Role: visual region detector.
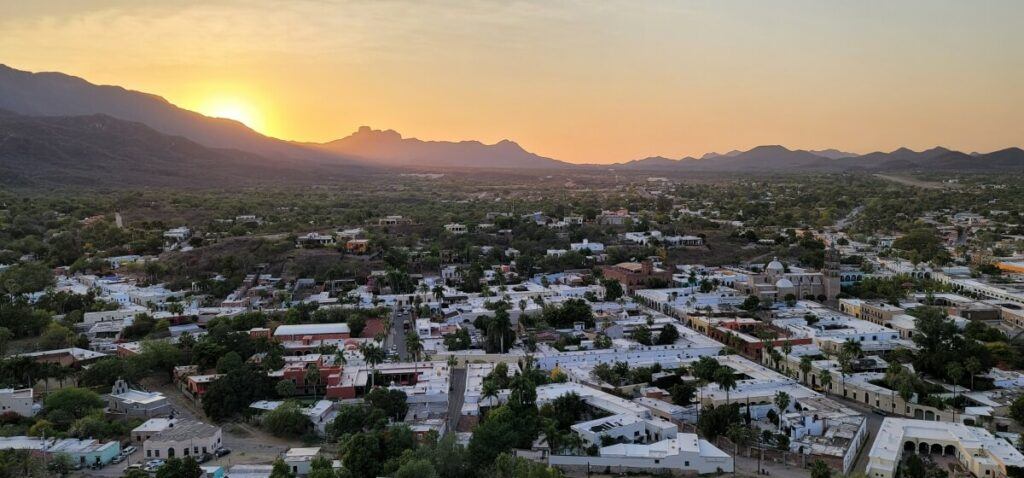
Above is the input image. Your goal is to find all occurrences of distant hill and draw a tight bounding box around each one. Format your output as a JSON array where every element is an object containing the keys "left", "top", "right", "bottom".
[
  {"left": 0, "top": 64, "right": 345, "bottom": 163},
  {"left": 608, "top": 145, "right": 1024, "bottom": 173},
  {"left": 808, "top": 149, "right": 858, "bottom": 159},
  {"left": 318, "top": 126, "right": 570, "bottom": 169},
  {"left": 0, "top": 110, "right": 354, "bottom": 187},
  {"left": 1, "top": 64, "right": 1022, "bottom": 180}
]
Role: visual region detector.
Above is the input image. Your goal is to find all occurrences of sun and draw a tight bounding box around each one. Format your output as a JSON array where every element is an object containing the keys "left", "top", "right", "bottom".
[{"left": 196, "top": 97, "right": 265, "bottom": 132}]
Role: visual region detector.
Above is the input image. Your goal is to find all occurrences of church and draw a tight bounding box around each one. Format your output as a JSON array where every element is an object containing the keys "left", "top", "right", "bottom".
[{"left": 737, "top": 246, "right": 842, "bottom": 303}]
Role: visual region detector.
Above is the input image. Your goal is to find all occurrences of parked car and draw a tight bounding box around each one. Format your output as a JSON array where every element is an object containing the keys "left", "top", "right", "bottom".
[
  {"left": 123, "top": 445, "right": 138, "bottom": 455},
  {"left": 214, "top": 448, "right": 231, "bottom": 458},
  {"left": 126, "top": 464, "right": 142, "bottom": 471},
  {"left": 111, "top": 455, "right": 125, "bottom": 464}
]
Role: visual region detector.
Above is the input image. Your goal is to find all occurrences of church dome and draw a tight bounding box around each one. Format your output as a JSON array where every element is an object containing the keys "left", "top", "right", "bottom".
[
  {"left": 766, "top": 258, "right": 785, "bottom": 273},
  {"left": 775, "top": 278, "right": 794, "bottom": 289}
]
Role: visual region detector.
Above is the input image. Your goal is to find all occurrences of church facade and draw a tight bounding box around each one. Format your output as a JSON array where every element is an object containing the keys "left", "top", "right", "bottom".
[{"left": 737, "top": 247, "right": 842, "bottom": 302}]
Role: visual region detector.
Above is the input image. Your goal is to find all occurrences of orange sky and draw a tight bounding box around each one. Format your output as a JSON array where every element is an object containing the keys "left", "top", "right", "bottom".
[{"left": 1, "top": 1, "right": 1023, "bottom": 163}]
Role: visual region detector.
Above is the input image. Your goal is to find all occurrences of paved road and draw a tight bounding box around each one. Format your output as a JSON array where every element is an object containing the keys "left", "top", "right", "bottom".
[
  {"left": 387, "top": 309, "right": 412, "bottom": 361},
  {"left": 447, "top": 367, "right": 468, "bottom": 433}
]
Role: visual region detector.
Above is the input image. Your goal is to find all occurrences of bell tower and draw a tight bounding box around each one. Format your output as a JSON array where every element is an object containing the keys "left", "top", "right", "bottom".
[{"left": 823, "top": 244, "right": 841, "bottom": 300}]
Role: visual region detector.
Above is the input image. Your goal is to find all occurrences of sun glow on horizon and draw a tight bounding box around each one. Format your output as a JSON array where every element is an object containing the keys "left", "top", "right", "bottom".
[{"left": 195, "top": 96, "right": 266, "bottom": 133}]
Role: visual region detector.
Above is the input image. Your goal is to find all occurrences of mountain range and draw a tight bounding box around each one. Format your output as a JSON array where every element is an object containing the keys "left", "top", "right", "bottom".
[{"left": 0, "top": 64, "right": 1022, "bottom": 187}]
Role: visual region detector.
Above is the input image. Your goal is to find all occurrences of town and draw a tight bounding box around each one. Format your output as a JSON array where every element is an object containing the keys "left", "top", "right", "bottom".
[{"left": 0, "top": 172, "right": 1022, "bottom": 478}]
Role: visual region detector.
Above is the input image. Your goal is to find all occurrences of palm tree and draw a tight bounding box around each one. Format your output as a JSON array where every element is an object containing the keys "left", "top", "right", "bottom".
[
  {"left": 965, "top": 357, "right": 982, "bottom": 390},
  {"left": 760, "top": 337, "right": 774, "bottom": 368},
  {"left": 947, "top": 362, "right": 964, "bottom": 400},
  {"left": 774, "top": 391, "right": 791, "bottom": 432},
  {"left": 840, "top": 339, "right": 862, "bottom": 359},
  {"left": 818, "top": 369, "right": 833, "bottom": 393},
  {"left": 488, "top": 308, "right": 512, "bottom": 353},
  {"left": 432, "top": 285, "right": 444, "bottom": 301},
  {"left": 799, "top": 356, "right": 813, "bottom": 384},
  {"left": 406, "top": 332, "right": 424, "bottom": 362},
  {"left": 727, "top": 424, "right": 753, "bottom": 478},
  {"left": 305, "top": 364, "right": 321, "bottom": 399},
  {"left": 715, "top": 368, "right": 737, "bottom": 404},
  {"left": 481, "top": 380, "right": 500, "bottom": 410},
  {"left": 406, "top": 331, "right": 424, "bottom": 378},
  {"left": 359, "top": 342, "right": 385, "bottom": 389}
]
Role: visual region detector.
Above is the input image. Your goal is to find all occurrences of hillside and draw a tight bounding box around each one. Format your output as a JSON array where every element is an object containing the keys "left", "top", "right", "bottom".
[
  {"left": 318, "top": 126, "right": 570, "bottom": 169},
  {"left": 0, "top": 64, "right": 346, "bottom": 163},
  {"left": 0, "top": 110, "right": 356, "bottom": 187}
]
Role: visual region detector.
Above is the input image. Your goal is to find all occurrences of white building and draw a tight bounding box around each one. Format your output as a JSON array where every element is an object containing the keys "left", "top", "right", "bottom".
[
  {"left": 0, "top": 388, "right": 35, "bottom": 417},
  {"left": 623, "top": 231, "right": 663, "bottom": 245},
  {"left": 866, "top": 418, "right": 1024, "bottom": 478},
  {"left": 549, "top": 434, "right": 732, "bottom": 475},
  {"left": 163, "top": 227, "right": 192, "bottom": 242},
  {"left": 283, "top": 447, "right": 322, "bottom": 476},
  {"left": 444, "top": 223, "right": 468, "bottom": 234},
  {"left": 570, "top": 239, "right": 605, "bottom": 253},
  {"left": 142, "top": 420, "right": 223, "bottom": 460},
  {"left": 107, "top": 379, "right": 172, "bottom": 418}
]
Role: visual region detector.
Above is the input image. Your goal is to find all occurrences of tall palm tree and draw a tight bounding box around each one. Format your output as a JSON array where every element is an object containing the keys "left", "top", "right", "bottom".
[
  {"left": 799, "top": 356, "right": 813, "bottom": 384},
  {"left": 965, "top": 357, "right": 982, "bottom": 391},
  {"left": 726, "top": 424, "right": 753, "bottom": 478},
  {"left": 773, "top": 391, "right": 791, "bottom": 432},
  {"left": 947, "top": 363, "right": 964, "bottom": 401},
  {"left": 305, "top": 364, "right": 321, "bottom": 399},
  {"left": 488, "top": 308, "right": 512, "bottom": 353},
  {"left": 715, "top": 368, "right": 737, "bottom": 405},
  {"left": 432, "top": 285, "right": 444, "bottom": 301},
  {"left": 481, "top": 380, "right": 500, "bottom": 410},
  {"left": 840, "top": 339, "right": 862, "bottom": 359},
  {"left": 406, "top": 331, "right": 424, "bottom": 378},
  {"left": 406, "top": 332, "right": 424, "bottom": 362},
  {"left": 818, "top": 370, "right": 833, "bottom": 393},
  {"left": 359, "top": 342, "right": 385, "bottom": 389}
]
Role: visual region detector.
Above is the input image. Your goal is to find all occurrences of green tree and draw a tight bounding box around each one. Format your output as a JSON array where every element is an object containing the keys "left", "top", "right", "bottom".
[
  {"left": 44, "top": 388, "right": 104, "bottom": 424},
  {"left": 656, "top": 324, "right": 679, "bottom": 345},
  {"left": 275, "top": 379, "right": 297, "bottom": 397},
  {"left": 395, "top": 458, "right": 438, "bottom": 478},
  {"left": 670, "top": 382, "right": 696, "bottom": 406},
  {"left": 810, "top": 460, "right": 832, "bottom": 478},
  {"left": 632, "top": 325, "right": 653, "bottom": 346},
  {"left": 818, "top": 369, "right": 833, "bottom": 392},
  {"left": 269, "top": 458, "right": 296, "bottom": 478},
  {"left": 263, "top": 401, "right": 310, "bottom": 438},
  {"left": 156, "top": 457, "right": 203, "bottom": 478}
]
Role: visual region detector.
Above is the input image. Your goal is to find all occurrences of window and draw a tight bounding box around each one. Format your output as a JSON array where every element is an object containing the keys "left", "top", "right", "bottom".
[{"left": 685, "top": 461, "right": 690, "bottom": 467}]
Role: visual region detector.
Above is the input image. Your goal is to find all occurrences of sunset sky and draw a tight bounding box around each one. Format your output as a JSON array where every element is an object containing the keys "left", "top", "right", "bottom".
[{"left": 1, "top": 0, "right": 1022, "bottom": 163}]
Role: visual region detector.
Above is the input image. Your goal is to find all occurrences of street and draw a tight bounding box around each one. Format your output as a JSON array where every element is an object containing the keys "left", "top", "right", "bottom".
[
  {"left": 447, "top": 367, "right": 468, "bottom": 432},
  {"left": 387, "top": 308, "right": 412, "bottom": 361}
]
